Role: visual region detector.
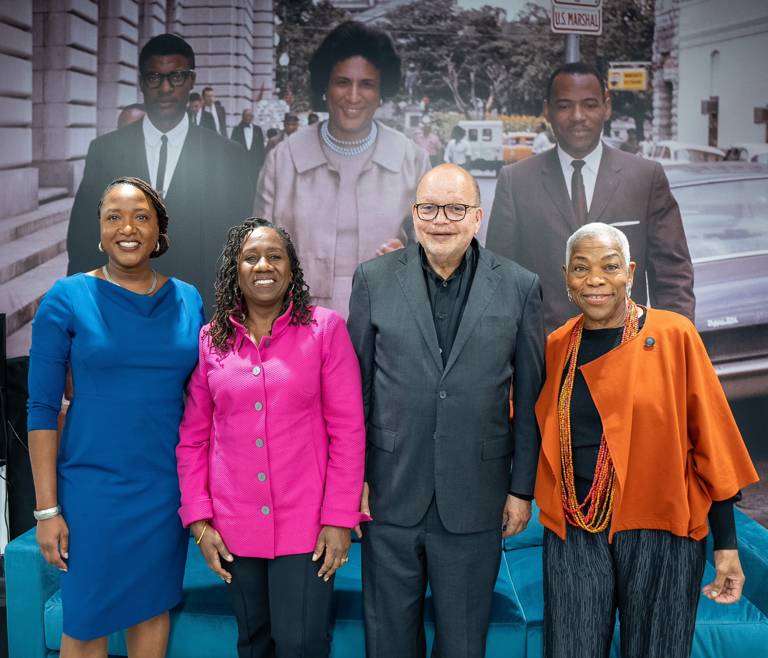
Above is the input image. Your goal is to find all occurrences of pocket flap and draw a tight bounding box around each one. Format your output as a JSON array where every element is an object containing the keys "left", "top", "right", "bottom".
[
  {"left": 368, "top": 425, "right": 396, "bottom": 453},
  {"left": 481, "top": 435, "right": 514, "bottom": 460}
]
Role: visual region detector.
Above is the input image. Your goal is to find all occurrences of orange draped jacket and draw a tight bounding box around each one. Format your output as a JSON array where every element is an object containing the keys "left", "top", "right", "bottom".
[{"left": 534, "top": 308, "right": 759, "bottom": 542}]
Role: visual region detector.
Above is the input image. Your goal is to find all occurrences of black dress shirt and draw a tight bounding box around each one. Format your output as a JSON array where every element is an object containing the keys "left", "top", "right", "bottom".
[{"left": 420, "top": 242, "right": 478, "bottom": 367}]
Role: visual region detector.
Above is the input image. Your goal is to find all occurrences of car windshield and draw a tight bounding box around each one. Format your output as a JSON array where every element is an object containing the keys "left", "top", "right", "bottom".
[{"left": 673, "top": 178, "right": 768, "bottom": 261}]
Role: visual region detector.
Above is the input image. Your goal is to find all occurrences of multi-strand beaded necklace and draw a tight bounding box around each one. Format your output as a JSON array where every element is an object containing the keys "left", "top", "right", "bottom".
[
  {"left": 557, "top": 300, "right": 640, "bottom": 532},
  {"left": 320, "top": 120, "right": 378, "bottom": 157}
]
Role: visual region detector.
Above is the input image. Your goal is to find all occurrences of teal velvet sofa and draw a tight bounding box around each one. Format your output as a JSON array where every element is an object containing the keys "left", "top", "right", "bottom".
[{"left": 6, "top": 506, "right": 768, "bottom": 657}]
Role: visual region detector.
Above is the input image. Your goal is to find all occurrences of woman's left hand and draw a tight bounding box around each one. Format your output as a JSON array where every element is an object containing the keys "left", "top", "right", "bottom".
[
  {"left": 702, "top": 549, "right": 745, "bottom": 604},
  {"left": 312, "top": 525, "right": 351, "bottom": 582}
]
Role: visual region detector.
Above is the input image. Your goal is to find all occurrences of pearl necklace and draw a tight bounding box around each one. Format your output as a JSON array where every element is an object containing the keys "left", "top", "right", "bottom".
[
  {"left": 102, "top": 265, "right": 158, "bottom": 295},
  {"left": 320, "top": 120, "right": 378, "bottom": 157}
]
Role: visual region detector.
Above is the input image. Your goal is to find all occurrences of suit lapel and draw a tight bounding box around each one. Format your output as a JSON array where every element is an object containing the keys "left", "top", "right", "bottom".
[
  {"left": 165, "top": 125, "right": 200, "bottom": 205},
  {"left": 125, "top": 121, "right": 150, "bottom": 182},
  {"left": 396, "top": 247, "right": 443, "bottom": 372},
  {"left": 441, "top": 248, "right": 501, "bottom": 380},
  {"left": 541, "top": 148, "right": 579, "bottom": 231},
  {"left": 589, "top": 146, "right": 623, "bottom": 221}
]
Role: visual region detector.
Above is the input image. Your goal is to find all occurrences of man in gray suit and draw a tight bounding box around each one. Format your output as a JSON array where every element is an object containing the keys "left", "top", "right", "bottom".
[
  {"left": 486, "top": 62, "right": 694, "bottom": 333},
  {"left": 348, "top": 164, "right": 545, "bottom": 658}
]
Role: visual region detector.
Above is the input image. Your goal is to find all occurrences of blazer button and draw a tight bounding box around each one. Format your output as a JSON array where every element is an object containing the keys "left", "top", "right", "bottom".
[
  {"left": 257, "top": 472, "right": 267, "bottom": 481},
  {"left": 254, "top": 401, "right": 263, "bottom": 411},
  {"left": 261, "top": 506, "right": 270, "bottom": 515},
  {"left": 252, "top": 365, "right": 262, "bottom": 376},
  {"left": 438, "top": 390, "right": 447, "bottom": 399},
  {"left": 255, "top": 438, "right": 265, "bottom": 448}
]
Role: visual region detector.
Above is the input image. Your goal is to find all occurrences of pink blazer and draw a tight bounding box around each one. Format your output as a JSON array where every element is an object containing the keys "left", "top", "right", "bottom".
[{"left": 176, "top": 305, "right": 368, "bottom": 558}]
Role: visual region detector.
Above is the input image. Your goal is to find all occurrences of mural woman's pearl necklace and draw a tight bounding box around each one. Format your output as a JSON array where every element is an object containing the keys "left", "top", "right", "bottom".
[{"left": 321, "top": 120, "right": 378, "bottom": 157}]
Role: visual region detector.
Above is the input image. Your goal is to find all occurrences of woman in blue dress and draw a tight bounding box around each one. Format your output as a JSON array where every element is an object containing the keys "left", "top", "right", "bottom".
[{"left": 27, "top": 176, "right": 203, "bottom": 657}]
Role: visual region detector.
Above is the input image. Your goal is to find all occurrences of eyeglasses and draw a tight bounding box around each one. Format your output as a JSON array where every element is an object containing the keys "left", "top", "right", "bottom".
[
  {"left": 414, "top": 203, "right": 477, "bottom": 222},
  {"left": 140, "top": 70, "right": 194, "bottom": 89}
]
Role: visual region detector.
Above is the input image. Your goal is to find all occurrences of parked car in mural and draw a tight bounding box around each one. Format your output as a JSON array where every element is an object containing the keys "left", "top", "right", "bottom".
[
  {"left": 666, "top": 162, "right": 768, "bottom": 399},
  {"left": 650, "top": 140, "right": 725, "bottom": 164},
  {"left": 458, "top": 120, "right": 504, "bottom": 172},
  {"left": 723, "top": 142, "right": 768, "bottom": 163},
  {"left": 502, "top": 131, "right": 536, "bottom": 164}
]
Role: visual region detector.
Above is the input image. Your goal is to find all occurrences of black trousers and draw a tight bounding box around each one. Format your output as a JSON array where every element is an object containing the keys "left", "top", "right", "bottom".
[
  {"left": 226, "top": 552, "right": 334, "bottom": 658},
  {"left": 362, "top": 497, "right": 502, "bottom": 658},
  {"left": 543, "top": 526, "right": 706, "bottom": 658}
]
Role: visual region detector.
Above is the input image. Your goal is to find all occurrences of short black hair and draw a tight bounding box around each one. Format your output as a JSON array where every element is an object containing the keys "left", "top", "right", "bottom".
[
  {"left": 97, "top": 177, "right": 171, "bottom": 258},
  {"left": 309, "top": 21, "right": 401, "bottom": 109},
  {"left": 202, "top": 86, "right": 213, "bottom": 95},
  {"left": 546, "top": 62, "right": 605, "bottom": 101},
  {"left": 139, "top": 33, "right": 195, "bottom": 74},
  {"left": 188, "top": 92, "right": 201, "bottom": 103}
]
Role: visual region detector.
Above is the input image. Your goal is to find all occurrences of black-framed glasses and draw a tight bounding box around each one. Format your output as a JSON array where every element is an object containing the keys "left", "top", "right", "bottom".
[
  {"left": 140, "top": 70, "right": 194, "bottom": 89},
  {"left": 414, "top": 203, "right": 477, "bottom": 222}
]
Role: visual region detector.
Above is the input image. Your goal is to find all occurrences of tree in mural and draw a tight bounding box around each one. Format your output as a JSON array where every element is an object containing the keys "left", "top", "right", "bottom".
[{"left": 274, "top": 0, "right": 348, "bottom": 111}]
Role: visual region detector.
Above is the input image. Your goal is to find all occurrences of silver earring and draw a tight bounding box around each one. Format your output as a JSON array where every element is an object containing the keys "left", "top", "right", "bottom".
[
  {"left": 98, "top": 241, "right": 104, "bottom": 252},
  {"left": 566, "top": 288, "right": 573, "bottom": 302},
  {"left": 322, "top": 93, "right": 327, "bottom": 102},
  {"left": 154, "top": 240, "right": 161, "bottom": 253}
]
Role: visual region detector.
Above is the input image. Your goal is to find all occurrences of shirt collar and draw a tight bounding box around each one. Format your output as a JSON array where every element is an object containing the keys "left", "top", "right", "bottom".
[
  {"left": 419, "top": 239, "right": 477, "bottom": 282},
  {"left": 229, "top": 301, "right": 296, "bottom": 351},
  {"left": 142, "top": 113, "right": 190, "bottom": 148},
  {"left": 557, "top": 139, "right": 603, "bottom": 177}
]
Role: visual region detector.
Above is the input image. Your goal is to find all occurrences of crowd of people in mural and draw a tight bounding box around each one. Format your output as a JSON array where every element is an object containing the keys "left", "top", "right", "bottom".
[{"left": 24, "top": 21, "right": 758, "bottom": 658}]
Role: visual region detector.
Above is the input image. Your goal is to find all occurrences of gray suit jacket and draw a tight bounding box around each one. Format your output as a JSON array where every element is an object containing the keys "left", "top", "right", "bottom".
[
  {"left": 486, "top": 146, "right": 695, "bottom": 333},
  {"left": 347, "top": 242, "right": 545, "bottom": 534}
]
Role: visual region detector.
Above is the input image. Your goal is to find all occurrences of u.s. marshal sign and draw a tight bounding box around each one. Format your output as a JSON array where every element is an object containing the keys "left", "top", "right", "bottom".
[{"left": 551, "top": 0, "right": 603, "bottom": 36}]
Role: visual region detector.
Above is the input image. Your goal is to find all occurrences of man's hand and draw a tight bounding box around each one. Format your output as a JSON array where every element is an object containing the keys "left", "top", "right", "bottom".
[
  {"left": 354, "top": 481, "right": 370, "bottom": 539},
  {"left": 313, "top": 526, "right": 352, "bottom": 581},
  {"left": 703, "top": 549, "right": 745, "bottom": 604},
  {"left": 375, "top": 239, "right": 404, "bottom": 256},
  {"left": 502, "top": 495, "right": 531, "bottom": 538}
]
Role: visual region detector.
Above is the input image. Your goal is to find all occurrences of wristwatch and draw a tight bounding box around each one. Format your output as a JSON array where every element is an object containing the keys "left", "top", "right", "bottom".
[{"left": 33, "top": 505, "right": 61, "bottom": 521}]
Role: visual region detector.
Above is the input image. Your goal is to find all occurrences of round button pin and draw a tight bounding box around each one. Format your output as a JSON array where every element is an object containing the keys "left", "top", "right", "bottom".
[
  {"left": 254, "top": 402, "right": 263, "bottom": 411},
  {"left": 252, "top": 366, "right": 261, "bottom": 376}
]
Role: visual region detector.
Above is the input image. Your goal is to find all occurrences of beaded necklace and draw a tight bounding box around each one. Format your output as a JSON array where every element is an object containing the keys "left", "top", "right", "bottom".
[
  {"left": 557, "top": 300, "right": 639, "bottom": 532},
  {"left": 320, "top": 120, "right": 378, "bottom": 157}
]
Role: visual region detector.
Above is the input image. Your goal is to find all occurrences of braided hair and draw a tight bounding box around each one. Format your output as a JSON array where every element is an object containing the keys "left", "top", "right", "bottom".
[{"left": 208, "top": 218, "right": 312, "bottom": 354}]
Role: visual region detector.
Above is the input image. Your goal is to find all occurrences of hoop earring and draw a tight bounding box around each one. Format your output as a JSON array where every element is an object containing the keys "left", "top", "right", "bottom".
[
  {"left": 98, "top": 242, "right": 104, "bottom": 252},
  {"left": 154, "top": 241, "right": 161, "bottom": 253},
  {"left": 566, "top": 288, "right": 573, "bottom": 302}
]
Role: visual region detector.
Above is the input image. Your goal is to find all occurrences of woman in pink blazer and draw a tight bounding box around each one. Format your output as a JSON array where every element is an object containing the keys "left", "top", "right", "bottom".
[{"left": 176, "top": 218, "right": 368, "bottom": 658}]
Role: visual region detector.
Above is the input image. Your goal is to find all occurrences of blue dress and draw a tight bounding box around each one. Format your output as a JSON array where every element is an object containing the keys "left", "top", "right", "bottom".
[{"left": 27, "top": 274, "right": 203, "bottom": 640}]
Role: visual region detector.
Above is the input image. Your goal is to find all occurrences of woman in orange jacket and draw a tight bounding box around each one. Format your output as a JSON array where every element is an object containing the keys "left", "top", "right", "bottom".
[{"left": 534, "top": 222, "right": 758, "bottom": 658}]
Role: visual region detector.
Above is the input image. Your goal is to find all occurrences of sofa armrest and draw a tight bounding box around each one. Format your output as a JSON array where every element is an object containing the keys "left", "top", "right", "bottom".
[
  {"left": 733, "top": 508, "right": 768, "bottom": 615},
  {"left": 4, "top": 527, "right": 60, "bottom": 658}
]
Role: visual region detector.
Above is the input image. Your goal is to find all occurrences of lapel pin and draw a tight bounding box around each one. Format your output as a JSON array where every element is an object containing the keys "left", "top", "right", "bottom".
[{"left": 644, "top": 336, "right": 655, "bottom": 350}]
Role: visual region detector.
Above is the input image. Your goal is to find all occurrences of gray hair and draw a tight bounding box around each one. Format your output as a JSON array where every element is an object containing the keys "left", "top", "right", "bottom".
[{"left": 565, "top": 222, "right": 631, "bottom": 268}]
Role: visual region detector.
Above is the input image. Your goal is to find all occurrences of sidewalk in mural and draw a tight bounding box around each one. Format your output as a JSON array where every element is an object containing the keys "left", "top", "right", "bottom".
[{"left": 739, "top": 459, "right": 768, "bottom": 528}]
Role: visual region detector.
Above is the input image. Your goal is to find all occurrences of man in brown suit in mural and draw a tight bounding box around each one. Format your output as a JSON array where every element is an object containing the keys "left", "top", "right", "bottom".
[{"left": 486, "top": 62, "right": 694, "bottom": 332}]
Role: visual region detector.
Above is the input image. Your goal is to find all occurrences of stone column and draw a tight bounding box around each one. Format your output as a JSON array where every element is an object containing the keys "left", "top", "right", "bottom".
[
  {"left": 253, "top": 0, "right": 274, "bottom": 101},
  {"left": 0, "top": 1, "right": 38, "bottom": 218},
  {"left": 97, "top": 0, "right": 140, "bottom": 136},
  {"left": 138, "top": 0, "right": 166, "bottom": 49},
  {"left": 173, "top": 0, "right": 258, "bottom": 134},
  {"left": 32, "top": 0, "right": 99, "bottom": 194}
]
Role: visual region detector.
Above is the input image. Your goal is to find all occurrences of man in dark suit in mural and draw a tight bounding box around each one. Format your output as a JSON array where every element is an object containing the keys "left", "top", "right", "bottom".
[
  {"left": 486, "top": 62, "right": 694, "bottom": 333},
  {"left": 66, "top": 34, "right": 251, "bottom": 316},
  {"left": 230, "top": 108, "right": 266, "bottom": 183},
  {"left": 202, "top": 86, "right": 228, "bottom": 137}
]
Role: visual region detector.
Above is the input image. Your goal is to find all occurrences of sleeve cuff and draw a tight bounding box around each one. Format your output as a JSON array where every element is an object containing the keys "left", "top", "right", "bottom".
[
  {"left": 320, "top": 507, "right": 371, "bottom": 528},
  {"left": 508, "top": 490, "right": 534, "bottom": 502},
  {"left": 178, "top": 499, "right": 214, "bottom": 528}
]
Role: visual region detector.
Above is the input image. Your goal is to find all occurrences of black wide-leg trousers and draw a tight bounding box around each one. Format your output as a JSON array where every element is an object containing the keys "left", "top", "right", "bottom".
[
  {"left": 544, "top": 526, "right": 706, "bottom": 658},
  {"left": 226, "top": 552, "right": 334, "bottom": 658},
  {"left": 362, "top": 497, "right": 502, "bottom": 658}
]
